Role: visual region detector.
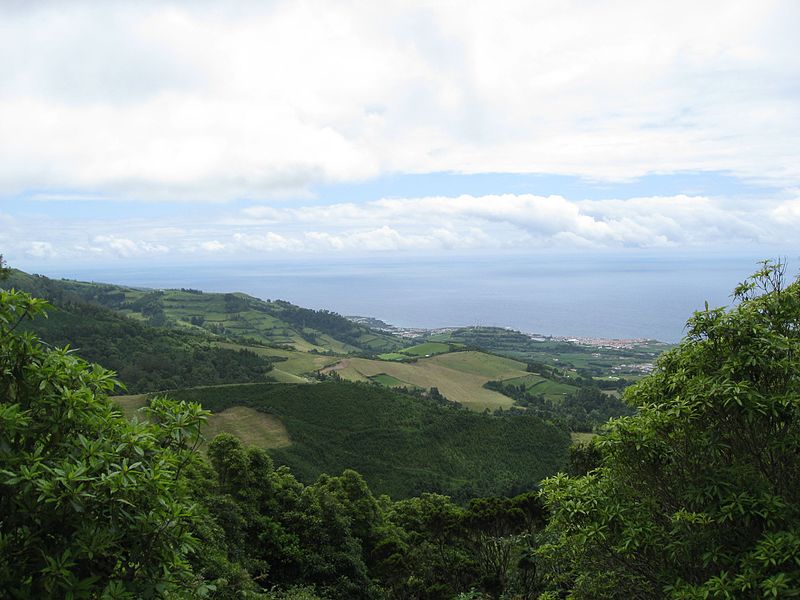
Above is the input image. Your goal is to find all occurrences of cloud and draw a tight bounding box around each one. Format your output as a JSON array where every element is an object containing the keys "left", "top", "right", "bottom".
[
  {"left": 200, "top": 240, "right": 226, "bottom": 252},
  {"left": 0, "top": 1, "right": 798, "bottom": 200},
  {"left": 5, "top": 192, "right": 795, "bottom": 266},
  {"left": 26, "top": 241, "right": 57, "bottom": 259},
  {"left": 91, "top": 234, "right": 169, "bottom": 257},
  {"left": 231, "top": 232, "right": 303, "bottom": 252}
]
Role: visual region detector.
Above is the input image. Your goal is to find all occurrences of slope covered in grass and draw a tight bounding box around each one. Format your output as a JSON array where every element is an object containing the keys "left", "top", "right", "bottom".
[{"left": 327, "top": 351, "right": 531, "bottom": 410}]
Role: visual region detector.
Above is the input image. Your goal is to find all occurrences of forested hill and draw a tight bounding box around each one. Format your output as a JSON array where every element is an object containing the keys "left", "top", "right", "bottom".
[
  {"left": 4, "top": 269, "right": 404, "bottom": 354},
  {"left": 167, "top": 381, "right": 571, "bottom": 500},
  {"left": 6, "top": 288, "right": 276, "bottom": 393}
]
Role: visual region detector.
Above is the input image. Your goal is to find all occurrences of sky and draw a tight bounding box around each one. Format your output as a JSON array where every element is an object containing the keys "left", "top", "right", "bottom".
[{"left": 1, "top": 0, "right": 799, "bottom": 267}]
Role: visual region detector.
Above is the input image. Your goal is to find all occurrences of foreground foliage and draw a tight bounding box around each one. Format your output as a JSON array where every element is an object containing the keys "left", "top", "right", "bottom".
[
  {"left": 537, "top": 261, "right": 800, "bottom": 598},
  {"left": 0, "top": 288, "right": 210, "bottom": 598}
]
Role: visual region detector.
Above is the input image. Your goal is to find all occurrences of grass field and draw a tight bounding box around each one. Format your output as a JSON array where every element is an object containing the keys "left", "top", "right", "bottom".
[
  {"left": 112, "top": 394, "right": 148, "bottom": 419},
  {"left": 333, "top": 351, "right": 530, "bottom": 410},
  {"left": 369, "top": 373, "right": 417, "bottom": 388},
  {"left": 570, "top": 431, "right": 597, "bottom": 445},
  {"left": 376, "top": 352, "right": 408, "bottom": 361},
  {"left": 202, "top": 406, "right": 291, "bottom": 449},
  {"left": 427, "top": 351, "right": 528, "bottom": 378},
  {"left": 399, "top": 342, "right": 454, "bottom": 357},
  {"left": 502, "top": 373, "right": 579, "bottom": 401},
  {"left": 217, "top": 343, "right": 339, "bottom": 379},
  {"left": 112, "top": 393, "right": 291, "bottom": 450}
]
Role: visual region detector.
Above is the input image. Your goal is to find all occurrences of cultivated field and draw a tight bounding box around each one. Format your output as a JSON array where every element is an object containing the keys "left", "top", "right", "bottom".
[
  {"left": 399, "top": 341, "right": 455, "bottom": 357},
  {"left": 113, "top": 393, "right": 291, "bottom": 450},
  {"left": 216, "top": 343, "right": 339, "bottom": 381},
  {"left": 501, "top": 373, "right": 579, "bottom": 402},
  {"left": 202, "top": 406, "right": 291, "bottom": 449},
  {"left": 328, "top": 351, "right": 529, "bottom": 410}
]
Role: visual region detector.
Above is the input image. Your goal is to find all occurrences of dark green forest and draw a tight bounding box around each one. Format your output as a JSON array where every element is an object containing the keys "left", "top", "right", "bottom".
[
  {"left": 13, "top": 295, "right": 276, "bottom": 393},
  {"left": 167, "top": 382, "right": 570, "bottom": 500},
  {"left": 484, "top": 380, "right": 634, "bottom": 432},
  {"left": 2, "top": 257, "right": 799, "bottom": 599}
]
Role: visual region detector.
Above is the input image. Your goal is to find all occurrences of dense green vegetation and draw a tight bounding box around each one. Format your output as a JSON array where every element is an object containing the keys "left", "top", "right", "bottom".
[
  {"left": 536, "top": 261, "right": 800, "bottom": 598},
  {"left": 4, "top": 272, "right": 275, "bottom": 393},
  {"left": 167, "top": 381, "right": 570, "bottom": 500},
  {"left": 428, "top": 326, "right": 669, "bottom": 381},
  {"left": 0, "top": 285, "right": 211, "bottom": 597},
  {"left": 4, "top": 269, "right": 403, "bottom": 354},
  {"left": 486, "top": 380, "right": 634, "bottom": 432},
  {"left": 399, "top": 341, "right": 459, "bottom": 357},
  {"left": 4, "top": 255, "right": 799, "bottom": 599},
  {"left": 0, "top": 279, "right": 566, "bottom": 599},
  {"left": 194, "top": 435, "right": 551, "bottom": 599}
]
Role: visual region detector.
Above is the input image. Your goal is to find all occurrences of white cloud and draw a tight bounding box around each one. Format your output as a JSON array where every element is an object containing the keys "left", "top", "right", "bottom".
[
  {"left": 91, "top": 234, "right": 169, "bottom": 257},
  {"left": 231, "top": 232, "right": 303, "bottom": 252},
  {"left": 5, "top": 192, "right": 795, "bottom": 266},
  {"left": 0, "top": 1, "right": 798, "bottom": 200},
  {"left": 771, "top": 198, "right": 800, "bottom": 223},
  {"left": 26, "top": 241, "right": 57, "bottom": 259},
  {"left": 200, "top": 240, "right": 226, "bottom": 252}
]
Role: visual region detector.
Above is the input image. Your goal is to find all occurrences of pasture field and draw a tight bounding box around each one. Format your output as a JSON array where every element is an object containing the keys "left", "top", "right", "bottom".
[
  {"left": 113, "top": 393, "right": 291, "bottom": 450},
  {"left": 376, "top": 352, "right": 410, "bottom": 361},
  {"left": 427, "top": 351, "right": 527, "bottom": 378},
  {"left": 427, "top": 326, "right": 669, "bottom": 380},
  {"left": 335, "top": 351, "right": 529, "bottom": 410},
  {"left": 399, "top": 342, "right": 454, "bottom": 357},
  {"left": 216, "top": 343, "right": 339, "bottom": 379},
  {"left": 268, "top": 368, "right": 309, "bottom": 383},
  {"left": 570, "top": 431, "right": 598, "bottom": 445},
  {"left": 202, "top": 406, "right": 291, "bottom": 449},
  {"left": 112, "top": 394, "right": 148, "bottom": 419},
  {"left": 502, "top": 373, "right": 579, "bottom": 401},
  {"left": 368, "top": 373, "right": 417, "bottom": 388}
]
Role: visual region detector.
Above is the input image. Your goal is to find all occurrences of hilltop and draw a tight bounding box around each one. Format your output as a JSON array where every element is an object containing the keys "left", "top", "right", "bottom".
[{"left": 5, "top": 269, "right": 404, "bottom": 354}]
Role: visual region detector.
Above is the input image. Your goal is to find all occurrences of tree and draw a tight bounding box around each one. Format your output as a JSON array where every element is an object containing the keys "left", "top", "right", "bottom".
[
  {"left": 0, "top": 287, "right": 211, "bottom": 598},
  {"left": 536, "top": 261, "right": 800, "bottom": 599},
  {"left": 0, "top": 254, "right": 9, "bottom": 281}
]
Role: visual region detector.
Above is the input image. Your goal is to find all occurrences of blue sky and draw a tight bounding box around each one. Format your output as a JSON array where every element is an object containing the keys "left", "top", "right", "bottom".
[{"left": 1, "top": 1, "right": 799, "bottom": 269}]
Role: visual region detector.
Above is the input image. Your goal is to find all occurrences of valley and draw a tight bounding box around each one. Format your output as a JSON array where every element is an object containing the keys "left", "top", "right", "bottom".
[{"left": 5, "top": 268, "right": 658, "bottom": 498}]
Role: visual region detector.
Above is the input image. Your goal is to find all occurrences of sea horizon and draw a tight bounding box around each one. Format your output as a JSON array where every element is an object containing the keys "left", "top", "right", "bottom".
[{"left": 18, "top": 251, "right": 786, "bottom": 344}]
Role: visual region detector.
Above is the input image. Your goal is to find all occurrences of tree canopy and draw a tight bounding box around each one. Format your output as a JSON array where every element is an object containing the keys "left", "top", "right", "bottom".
[
  {"left": 536, "top": 261, "right": 800, "bottom": 599},
  {"left": 0, "top": 287, "right": 210, "bottom": 598}
]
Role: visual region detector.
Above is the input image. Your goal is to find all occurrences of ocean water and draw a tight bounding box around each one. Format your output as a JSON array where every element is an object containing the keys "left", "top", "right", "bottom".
[{"left": 40, "top": 253, "right": 778, "bottom": 343}]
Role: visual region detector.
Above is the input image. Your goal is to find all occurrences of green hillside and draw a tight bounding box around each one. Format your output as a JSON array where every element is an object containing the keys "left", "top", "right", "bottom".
[
  {"left": 325, "top": 351, "right": 528, "bottom": 410},
  {"left": 5, "top": 270, "right": 404, "bottom": 354},
  {"left": 10, "top": 298, "right": 276, "bottom": 393},
  {"left": 167, "top": 381, "right": 571, "bottom": 500},
  {"left": 429, "top": 325, "right": 670, "bottom": 380},
  {"left": 502, "top": 372, "right": 579, "bottom": 401},
  {"left": 398, "top": 341, "right": 459, "bottom": 357}
]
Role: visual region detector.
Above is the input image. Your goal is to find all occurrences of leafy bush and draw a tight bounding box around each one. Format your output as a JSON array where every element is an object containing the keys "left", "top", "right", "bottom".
[
  {"left": 537, "top": 261, "right": 800, "bottom": 598},
  {"left": 0, "top": 288, "right": 210, "bottom": 598}
]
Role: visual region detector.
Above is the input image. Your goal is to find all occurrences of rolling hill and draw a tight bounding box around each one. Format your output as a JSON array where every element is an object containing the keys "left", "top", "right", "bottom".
[
  {"left": 321, "top": 350, "right": 577, "bottom": 410},
  {"left": 5, "top": 269, "right": 404, "bottom": 354}
]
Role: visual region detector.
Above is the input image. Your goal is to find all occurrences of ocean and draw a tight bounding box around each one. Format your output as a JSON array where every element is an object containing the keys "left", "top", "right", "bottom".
[{"left": 38, "top": 252, "right": 779, "bottom": 343}]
